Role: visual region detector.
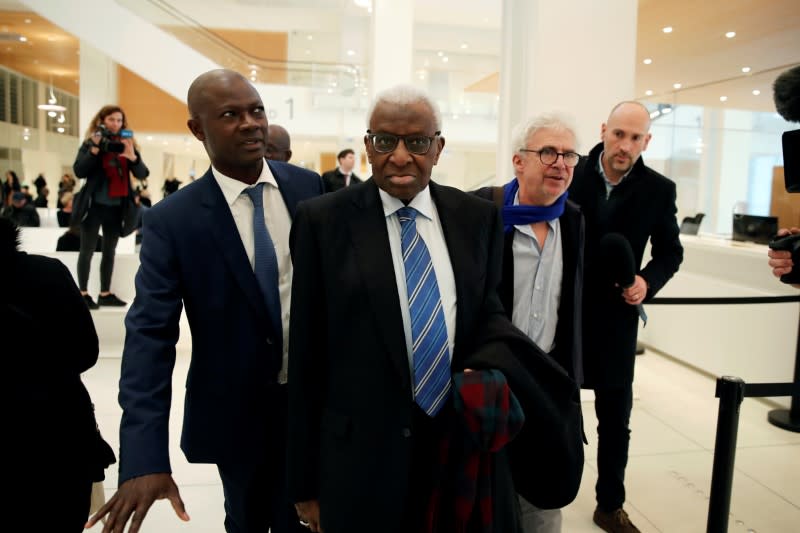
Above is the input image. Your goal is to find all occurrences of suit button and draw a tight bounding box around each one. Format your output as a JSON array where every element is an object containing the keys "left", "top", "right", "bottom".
[{"left": 401, "top": 428, "right": 411, "bottom": 438}]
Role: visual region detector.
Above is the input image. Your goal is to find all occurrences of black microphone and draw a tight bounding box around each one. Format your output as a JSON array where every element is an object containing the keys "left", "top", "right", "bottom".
[{"left": 598, "top": 233, "right": 648, "bottom": 325}]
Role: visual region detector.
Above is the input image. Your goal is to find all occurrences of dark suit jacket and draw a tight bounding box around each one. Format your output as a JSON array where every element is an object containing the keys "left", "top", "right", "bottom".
[
  {"left": 473, "top": 187, "right": 585, "bottom": 384},
  {"left": 287, "top": 179, "right": 575, "bottom": 532},
  {"left": 118, "top": 160, "right": 323, "bottom": 484},
  {"left": 569, "top": 142, "right": 683, "bottom": 387},
  {"left": 321, "top": 168, "right": 362, "bottom": 193}
]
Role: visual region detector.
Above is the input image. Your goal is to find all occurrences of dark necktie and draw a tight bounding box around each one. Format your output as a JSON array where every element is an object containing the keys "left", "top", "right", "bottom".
[
  {"left": 244, "top": 184, "right": 282, "bottom": 346},
  {"left": 397, "top": 206, "right": 451, "bottom": 417}
]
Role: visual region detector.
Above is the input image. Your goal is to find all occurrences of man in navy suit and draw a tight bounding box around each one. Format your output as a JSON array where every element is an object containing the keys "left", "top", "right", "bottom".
[{"left": 87, "top": 69, "right": 323, "bottom": 533}]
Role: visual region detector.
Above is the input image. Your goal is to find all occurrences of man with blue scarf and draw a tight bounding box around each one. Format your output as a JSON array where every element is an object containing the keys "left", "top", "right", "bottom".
[{"left": 474, "top": 112, "right": 585, "bottom": 533}]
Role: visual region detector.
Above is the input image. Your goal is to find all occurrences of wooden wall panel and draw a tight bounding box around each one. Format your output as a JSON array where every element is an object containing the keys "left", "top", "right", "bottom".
[
  {"left": 771, "top": 166, "right": 800, "bottom": 229},
  {"left": 117, "top": 67, "right": 188, "bottom": 134}
]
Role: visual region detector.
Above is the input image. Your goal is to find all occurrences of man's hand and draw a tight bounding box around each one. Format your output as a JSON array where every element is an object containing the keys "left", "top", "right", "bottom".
[
  {"left": 295, "top": 500, "right": 323, "bottom": 532},
  {"left": 84, "top": 473, "right": 188, "bottom": 532},
  {"left": 622, "top": 274, "right": 648, "bottom": 306},
  {"left": 768, "top": 227, "right": 799, "bottom": 280}
]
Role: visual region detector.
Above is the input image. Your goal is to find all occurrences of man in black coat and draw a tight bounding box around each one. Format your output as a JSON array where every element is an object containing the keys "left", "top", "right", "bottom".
[
  {"left": 321, "top": 148, "right": 362, "bottom": 192},
  {"left": 569, "top": 101, "right": 683, "bottom": 533}
]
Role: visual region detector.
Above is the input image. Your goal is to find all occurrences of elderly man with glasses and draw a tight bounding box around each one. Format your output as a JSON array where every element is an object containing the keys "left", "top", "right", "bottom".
[
  {"left": 287, "top": 85, "right": 573, "bottom": 533},
  {"left": 473, "top": 112, "right": 586, "bottom": 533}
]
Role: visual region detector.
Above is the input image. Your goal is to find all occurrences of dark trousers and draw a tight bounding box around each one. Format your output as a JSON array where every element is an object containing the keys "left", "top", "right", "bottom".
[
  {"left": 217, "top": 386, "right": 305, "bottom": 533},
  {"left": 13, "top": 474, "right": 92, "bottom": 532},
  {"left": 78, "top": 204, "right": 122, "bottom": 292},
  {"left": 593, "top": 385, "right": 633, "bottom": 511}
]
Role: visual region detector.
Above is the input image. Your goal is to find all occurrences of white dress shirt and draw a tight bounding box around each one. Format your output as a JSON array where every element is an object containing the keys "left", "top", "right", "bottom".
[{"left": 212, "top": 160, "right": 293, "bottom": 383}]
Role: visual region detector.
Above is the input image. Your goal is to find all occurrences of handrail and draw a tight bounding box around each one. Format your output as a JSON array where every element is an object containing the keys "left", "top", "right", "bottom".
[{"left": 116, "top": 0, "right": 363, "bottom": 87}]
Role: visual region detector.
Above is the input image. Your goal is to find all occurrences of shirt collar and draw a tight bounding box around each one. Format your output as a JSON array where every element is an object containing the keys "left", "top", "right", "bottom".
[
  {"left": 212, "top": 159, "right": 278, "bottom": 206},
  {"left": 597, "top": 150, "right": 633, "bottom": 187},
  {"left": 379, "top": 184, "right": 435, "bottom": 221}
]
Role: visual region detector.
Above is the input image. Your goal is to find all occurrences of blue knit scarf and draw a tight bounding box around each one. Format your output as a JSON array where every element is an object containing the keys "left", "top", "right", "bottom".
[{"left": 501, "top": 178, "right": 567, "bottom": 234}]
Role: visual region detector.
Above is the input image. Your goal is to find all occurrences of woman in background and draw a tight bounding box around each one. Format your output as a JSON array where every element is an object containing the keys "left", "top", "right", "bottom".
[
  {"left": 2, "top": 169, "right": 21, "bottom": 206},
  {"left": 72, "top": 105, "right": 149, "bottom": 309}
]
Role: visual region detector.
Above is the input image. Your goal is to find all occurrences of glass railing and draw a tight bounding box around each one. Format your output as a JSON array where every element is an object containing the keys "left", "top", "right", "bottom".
[{"left": 115, "top": 0, "right": 364, "bottom": 95}]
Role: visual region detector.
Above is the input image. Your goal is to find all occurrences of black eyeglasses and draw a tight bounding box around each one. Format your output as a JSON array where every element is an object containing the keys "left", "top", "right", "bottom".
[
  {"left": 366, "top": 130, "right": 441, "bottom": 155},
  {"left": 519, "top": 147, "right": 580, "bottom": 168}
]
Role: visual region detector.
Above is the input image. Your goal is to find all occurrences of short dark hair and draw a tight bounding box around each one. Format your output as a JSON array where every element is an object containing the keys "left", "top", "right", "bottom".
[{"left": 337, "top": 149, "right": 355, "bottom": 160}]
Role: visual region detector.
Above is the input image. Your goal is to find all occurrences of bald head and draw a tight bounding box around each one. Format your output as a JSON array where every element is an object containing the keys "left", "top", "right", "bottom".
[
  {"left": 607, "top": 101, "right": 652, "bottom": 132},
  {"left": 188, "top": 69, "right": 251, "bottom": 119},
  {"left": 266, "top": 124, "right": 292, "bottom": 162}
]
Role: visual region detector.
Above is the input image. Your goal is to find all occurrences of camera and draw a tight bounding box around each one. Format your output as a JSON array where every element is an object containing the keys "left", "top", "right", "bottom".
[{"left": 95, "top": 124, "right": 134, "bottom": 153}]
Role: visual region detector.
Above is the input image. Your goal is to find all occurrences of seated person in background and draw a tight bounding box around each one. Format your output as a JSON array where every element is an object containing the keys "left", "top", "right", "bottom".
[
  {"left": 34, "top": 186, "right": 49, "bottom": 208},
  {"left": 768, "top": 227, "right": 800, "bottom": 289},
  {"left": 162, "top": 176, "right": 181, "bottom": 197},
  {"left": 57, "top": 192, "right": 74, "bottom": 227},
  {"left": 1, "top": 191, "right": 40, "bottom": 227},
  {"left": 57, "top": 225, "right": 103, "bottom": 252},
  {"left": 21, "top": 185, "right": 34, "bottom": 204}
]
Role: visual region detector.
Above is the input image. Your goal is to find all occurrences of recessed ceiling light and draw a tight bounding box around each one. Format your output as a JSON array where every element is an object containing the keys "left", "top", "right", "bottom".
[
  {"left": 720, "top": 96, "right": 728, "bottom": 102},
  {"left": 307, "top": 35, "right": 313, "bottom": 41},
  {"left": 645, "top": 90, "right": 653, "bottom": 96},
  {"left": 673, "top": 82, "right": 682, "bottom": 89},
  {"left": 752, "top": 89, "right": 761, "bottom": 95},
  {"left": 442, "top": 56, "right": 449, "bottom": 63},
  {"left": 437, "top": 51, "right": 444, "bottom": 57},
  {"left": 250, "top": 76, "right": 256, "bottom": 81},
  {"left": 662, "top": 26, "right": 673, "bottom": 33},
  {"left": 741, "top": 66, "right": 751, "bottom": 73},
  {"left": 19, "top": 36, "right": 27, "bottom": 42},
  {"left": 725, "top": 31, "right": 736, "bottom": 38},
  {"left": 460, "top": 43, "right": 468, "bottom": 49},
  {"left": 146, "top": 135, "right": 153, "bottom": 141},
  {"left": 643, "top": 58, "right": 652, "bottom": 65},
  {"left": 250, "top": 69, "right": 256, "bottom": 75},
  {"left": 24, "top": 18, "right": 31, "bottom": 23},
  {"left": 57, "top": 127, "right": 65, "bottom": 133},
  {"left": 347, "top": 49, "right": 355, "bottom": 56}
]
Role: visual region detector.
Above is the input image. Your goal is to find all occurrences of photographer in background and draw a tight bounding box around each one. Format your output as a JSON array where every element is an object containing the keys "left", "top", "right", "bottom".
[{"left": 72, "top": 105, "right": 149, "bottom": 309}]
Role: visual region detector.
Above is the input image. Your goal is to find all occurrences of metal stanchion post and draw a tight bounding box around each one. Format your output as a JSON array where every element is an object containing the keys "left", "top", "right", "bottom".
[
  {"left": 767, "top": 307, "right": 800, "bottom": 432},
  {"left": 707, "top": 376, "right": 745, "bottom": 533},
  {"left": 767, "top": 310, "right": 800, "bottom": 433}
]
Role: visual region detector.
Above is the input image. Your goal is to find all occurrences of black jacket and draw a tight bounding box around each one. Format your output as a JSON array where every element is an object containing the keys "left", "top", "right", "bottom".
[{"left": 569, "top": 142, "right": 683, "bottom": 387}]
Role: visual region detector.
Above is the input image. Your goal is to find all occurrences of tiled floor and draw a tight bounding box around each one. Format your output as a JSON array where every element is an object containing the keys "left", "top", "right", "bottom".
[{"left": 83, "top": 346, "right": 800, "bottom": 532}]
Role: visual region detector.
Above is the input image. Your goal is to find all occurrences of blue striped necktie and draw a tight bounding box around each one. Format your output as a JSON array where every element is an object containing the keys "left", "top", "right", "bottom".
[
  {"left": 244, "top": 184, "right": 282, "bottom": 346},
  {"left": 397, "top": 206, "right": 451, "bottom": 417}
]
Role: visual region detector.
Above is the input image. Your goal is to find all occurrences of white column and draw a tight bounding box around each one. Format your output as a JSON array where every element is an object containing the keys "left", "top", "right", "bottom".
[
  {"left": 78, "top": 40, "right": 117, "bottom": 138},
  {"left": 497, "top": 0, "right": 638, "bottom": 181},
  {"left": 369, "top": 0, "right": 413, "bottom": 96}
]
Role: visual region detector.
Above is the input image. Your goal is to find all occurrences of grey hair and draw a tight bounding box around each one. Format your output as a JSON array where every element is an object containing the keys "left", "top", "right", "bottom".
[
  {"left": 365, "top": 84, "right": 443, "bottom": 131},
  {"left": 510, "top": 112, "right": 579, "bottom": 157}
]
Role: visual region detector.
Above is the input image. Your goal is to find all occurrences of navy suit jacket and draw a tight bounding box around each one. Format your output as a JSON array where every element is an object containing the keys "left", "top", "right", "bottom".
[{"left": 119, "top": 160, "right": 323, "bottom": 484}]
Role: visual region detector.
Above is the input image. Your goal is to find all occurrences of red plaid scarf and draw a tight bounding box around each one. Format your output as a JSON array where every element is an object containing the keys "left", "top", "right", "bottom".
[{"left": 423, "top": 369, "right": 525, "bottom": 533}]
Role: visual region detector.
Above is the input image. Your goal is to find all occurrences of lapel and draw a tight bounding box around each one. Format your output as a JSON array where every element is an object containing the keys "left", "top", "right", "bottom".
[
  {"left": 346, "top": 181, "right": 411, "bottom": 391},
  {"left": 428, "top": 182, "right": 470, "bottom": 363},
  {"left": 199, "top": 170, "right": 269, "bottom": 320},
  {"left": 268, "top": 160, "right": 299, "bottom": 219}
]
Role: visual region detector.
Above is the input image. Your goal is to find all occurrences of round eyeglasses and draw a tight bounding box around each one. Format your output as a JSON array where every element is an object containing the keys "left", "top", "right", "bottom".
[
  {"left": 366, "top": 130, "right": 441, "bottom": 155},
  {"left": 519, "top": 147, "right": 580, "bottom": 168}
]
